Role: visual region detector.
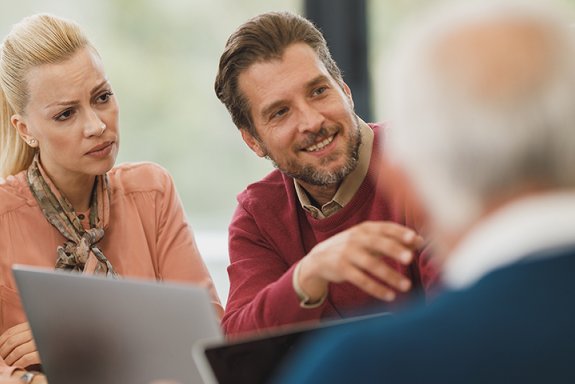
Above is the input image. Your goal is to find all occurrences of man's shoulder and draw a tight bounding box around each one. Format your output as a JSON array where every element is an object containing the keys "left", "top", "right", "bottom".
[
  {"left": 434, "top": 249, "right": 575, "bottom": 313},
  {"left": 334, "top": 261, "right": 575, "bottom": 382},
  {"left": 236, "top": 169, "right": 295, "bottom": 213},
  {"left": 346, "top": 254, "right": 575, "bottom": 365},
  {"left": 362, "top": 252, "right": 575, "bottom": 346},
  {"left": 408, "top": 251, "right": 575, "bottom": 344},
  {"left": 238, "top": 169, "right": 289, "bottom": 201}
]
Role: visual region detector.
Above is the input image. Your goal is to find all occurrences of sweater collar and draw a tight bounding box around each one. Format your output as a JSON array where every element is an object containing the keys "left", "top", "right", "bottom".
[{"left": 443, "top": 191, "right": 575, "bottom": 289}]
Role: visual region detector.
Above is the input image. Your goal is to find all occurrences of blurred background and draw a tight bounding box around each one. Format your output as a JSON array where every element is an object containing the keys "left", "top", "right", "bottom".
[{"left": 3, "top": 0, "right": 573, "bottom": 304}]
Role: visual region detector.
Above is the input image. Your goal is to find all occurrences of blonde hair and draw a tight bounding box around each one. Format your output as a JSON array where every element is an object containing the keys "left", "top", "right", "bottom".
[{"left": 0, "top": 14, "right": 92, "bottom": 177}]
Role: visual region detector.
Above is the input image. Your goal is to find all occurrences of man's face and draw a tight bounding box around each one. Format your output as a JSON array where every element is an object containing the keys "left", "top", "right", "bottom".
[{"left": 237, "top": 43, "right": 361, "bottom": 186}]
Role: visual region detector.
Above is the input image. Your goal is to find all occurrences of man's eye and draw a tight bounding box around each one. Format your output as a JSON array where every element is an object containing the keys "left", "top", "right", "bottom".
[
  {"left": 312, "top": 86, "right": 327, "bottom": 96},
  {"left": 272, "top": 107, "right": 288, "bottom": 119}
]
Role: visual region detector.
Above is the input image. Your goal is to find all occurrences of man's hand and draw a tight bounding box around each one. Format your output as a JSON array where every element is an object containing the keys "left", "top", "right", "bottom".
[
  {"left": 0, "top": 322, "right": 41, "bottom": 368},
  {"left": 297, "top": 221, "right": 424, "bottom": 302}
]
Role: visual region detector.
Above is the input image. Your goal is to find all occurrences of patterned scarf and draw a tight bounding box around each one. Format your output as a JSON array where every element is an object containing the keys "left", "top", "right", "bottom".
[{"left": 26, "top": 154, "right": 117, "bottom": 277}]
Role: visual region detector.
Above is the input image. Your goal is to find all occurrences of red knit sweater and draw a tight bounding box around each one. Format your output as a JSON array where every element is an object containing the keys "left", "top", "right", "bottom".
[{"left": 224, "top": 124, "right": 438, "bottom": 336}]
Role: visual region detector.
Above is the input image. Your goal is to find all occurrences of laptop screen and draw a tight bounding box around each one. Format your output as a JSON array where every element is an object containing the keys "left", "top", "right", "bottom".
[
  {"left": 196, "top": 313, "right": 389, "bottom": 384},
  {"left": 13, "top": 265, "right": 223, "bottom": 384}
]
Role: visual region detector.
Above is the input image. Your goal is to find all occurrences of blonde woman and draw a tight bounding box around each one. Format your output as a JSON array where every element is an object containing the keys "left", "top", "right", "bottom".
[{"left": 0, "top": 14, "right": 222, "bottom": 382}]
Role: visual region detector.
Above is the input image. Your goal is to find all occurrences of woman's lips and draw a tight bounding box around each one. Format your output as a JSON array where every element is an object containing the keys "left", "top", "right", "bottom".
[{"left": 86, "top": 141, "right": 114, "bottom": 157}]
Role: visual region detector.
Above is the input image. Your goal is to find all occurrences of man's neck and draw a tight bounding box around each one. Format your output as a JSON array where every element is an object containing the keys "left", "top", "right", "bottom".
[{"left": 297, "top": 180, "right": 340, "bottom": 207}]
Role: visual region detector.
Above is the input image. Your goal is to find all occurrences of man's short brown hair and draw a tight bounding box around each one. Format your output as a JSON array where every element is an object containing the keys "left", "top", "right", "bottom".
[{"left": 214, "top": 11, "right": 343, "bottom": 137}]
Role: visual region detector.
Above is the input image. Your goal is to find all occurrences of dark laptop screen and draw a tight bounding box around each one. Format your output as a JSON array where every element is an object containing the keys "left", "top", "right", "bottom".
[{"left": 203, "top": 313, "right": 389, "bottom": 384}]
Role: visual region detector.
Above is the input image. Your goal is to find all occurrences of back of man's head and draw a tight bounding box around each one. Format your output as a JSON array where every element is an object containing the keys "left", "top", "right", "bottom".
[{"left": 385, "top": 0, "right": 575, "bottom": 234}]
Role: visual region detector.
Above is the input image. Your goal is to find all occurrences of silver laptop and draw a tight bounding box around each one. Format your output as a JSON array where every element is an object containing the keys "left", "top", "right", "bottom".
[{"left": 13, "top": 265, "right": 223, "bottom": 384}]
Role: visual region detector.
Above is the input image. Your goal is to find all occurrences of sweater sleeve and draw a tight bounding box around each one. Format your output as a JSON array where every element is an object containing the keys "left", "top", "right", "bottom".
[
  {"left": 222, "top": 203, "right": 325, "bottom": 336},
  {"left": 149, "top": 164, "right": 224, "bottom": 318}
]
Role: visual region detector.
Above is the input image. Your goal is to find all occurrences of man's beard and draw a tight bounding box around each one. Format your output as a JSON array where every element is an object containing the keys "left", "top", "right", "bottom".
[{"left": 268, "top": 116, "right": 362, "bottom": 186}]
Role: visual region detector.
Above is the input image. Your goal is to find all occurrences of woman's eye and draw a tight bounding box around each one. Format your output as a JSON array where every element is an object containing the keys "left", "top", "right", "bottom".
[
  {"left": 96, "top": 91, "right": 114, "bottom": 104},
  {"left": 55, "top": 109, "right": 74, "bottom": 121}
]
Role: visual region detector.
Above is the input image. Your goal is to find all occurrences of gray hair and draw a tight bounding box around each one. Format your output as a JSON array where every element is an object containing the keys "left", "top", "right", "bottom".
[{"left": 384, "top": 0, "right": 575, "bottom": 231}]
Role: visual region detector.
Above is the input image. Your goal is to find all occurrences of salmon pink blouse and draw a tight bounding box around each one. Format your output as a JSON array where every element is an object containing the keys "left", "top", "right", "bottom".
[{"left": 0, "top": 162, "right": 222, "bottom": 374}]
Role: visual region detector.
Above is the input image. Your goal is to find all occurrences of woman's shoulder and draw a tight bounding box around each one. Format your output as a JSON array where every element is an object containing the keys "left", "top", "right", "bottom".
[
  {"left": 107, "top": 162, "right": 174, "bottom": 195},
  {"left": 0, "top": 171, "right": 34, "bottom": 216}
]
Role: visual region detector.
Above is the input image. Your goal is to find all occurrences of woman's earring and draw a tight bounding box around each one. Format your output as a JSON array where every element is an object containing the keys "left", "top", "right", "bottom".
[{"left": 29, "top": 138, "right": 37, "bottom": 147}]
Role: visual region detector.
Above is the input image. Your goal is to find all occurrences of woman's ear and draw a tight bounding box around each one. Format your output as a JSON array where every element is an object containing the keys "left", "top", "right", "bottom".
[{"left": 11, "top": 114, "right": 37, "bottom": 147}]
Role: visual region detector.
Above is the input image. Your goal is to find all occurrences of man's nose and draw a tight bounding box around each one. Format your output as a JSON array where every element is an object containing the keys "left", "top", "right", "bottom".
[{"left": 296, "top": 102, "right": 325, "bottom": 134}]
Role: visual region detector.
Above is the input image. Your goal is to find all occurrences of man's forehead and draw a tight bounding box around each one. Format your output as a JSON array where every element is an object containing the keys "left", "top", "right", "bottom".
[
  {"left": 244, "top": 43, "right": 326, "bottom": 75},
  {"left": 238, "top": 43, "right": 331, "bottom": 102}
]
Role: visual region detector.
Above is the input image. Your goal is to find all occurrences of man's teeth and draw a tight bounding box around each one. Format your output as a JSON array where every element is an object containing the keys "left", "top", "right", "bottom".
[{"left": 305, "top": 135, "right": 334, "bottom": 152}]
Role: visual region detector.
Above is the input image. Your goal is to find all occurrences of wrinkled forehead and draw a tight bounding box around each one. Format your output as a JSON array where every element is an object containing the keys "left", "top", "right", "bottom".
[{"left": 23, "top": 47, "right": 106, "bottom": 108}]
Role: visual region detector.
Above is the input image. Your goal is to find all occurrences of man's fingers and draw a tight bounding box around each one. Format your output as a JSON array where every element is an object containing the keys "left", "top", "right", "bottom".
[
  {"left": 359, "top": 221, "right": 424, "bottom": 248},
  {"left": 344, "top": 268, "right": 398, "bottom": 302},
  {"left": 352, "top": 253, "right": 411, "bottom": 292},
  {"left": 304, "top": 221, "right": 424, "bottom": 300},
  {"left": 366, "top": 235, "right": 416, "bottom": 264}
]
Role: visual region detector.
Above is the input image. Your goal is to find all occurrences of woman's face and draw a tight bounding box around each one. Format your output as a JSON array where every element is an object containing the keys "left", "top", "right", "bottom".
[{"left": 12, "top": 47, "right": 119, "bottom": 183}]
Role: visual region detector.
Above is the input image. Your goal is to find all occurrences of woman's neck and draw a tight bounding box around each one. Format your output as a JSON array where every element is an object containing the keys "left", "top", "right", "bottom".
[{"left": 48, "top": 170, "right": 96, "bottom": 212}]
